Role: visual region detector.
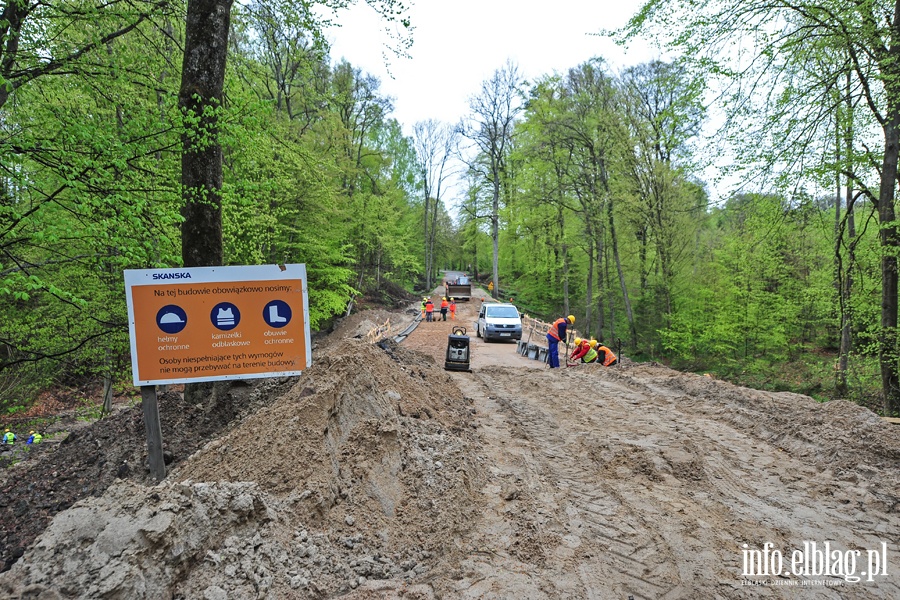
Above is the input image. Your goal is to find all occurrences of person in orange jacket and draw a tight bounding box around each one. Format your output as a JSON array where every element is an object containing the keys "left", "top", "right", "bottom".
[
  {"left": 546, "top": 315, "right": 575, "bottom": 368},
  {"left": 594, "top": 341, "right": 618, "bottom": 366},
  {"left": 449, "top": 298, "right": 457, "bottom": 320},
  {"left": 440, "top": 297, "right": 449, "bottom": 321},
  {"left": 425, "top": 298, "right": 435, "bottom": 322}
]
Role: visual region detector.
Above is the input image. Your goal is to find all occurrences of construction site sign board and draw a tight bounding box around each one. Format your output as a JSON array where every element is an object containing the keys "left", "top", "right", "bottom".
[{"left": 124, "top": 264, "right": 311, "bottom": 386}]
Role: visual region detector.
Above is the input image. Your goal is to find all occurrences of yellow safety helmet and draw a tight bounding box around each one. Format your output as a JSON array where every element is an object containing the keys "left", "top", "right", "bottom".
[
  {"left": 29, "top": 430, "right": 34, "bottom": 435},
  {"left": 574, "top": 337, "right": 582, "bottom": 346},
  {"left": 590, "top": 339, "right": 597, "bottom": 349},
  {"left": 442, "top": 297, "right": 447, "bottom": 300},
  {"left": 567, "top": 315, "right": 575, "bottom": 324}
]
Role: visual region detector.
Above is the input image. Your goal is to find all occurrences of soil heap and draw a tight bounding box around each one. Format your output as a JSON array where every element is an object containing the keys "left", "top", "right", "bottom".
[{"left": 0, "top": 334, "right": 482, "bottom": 599}]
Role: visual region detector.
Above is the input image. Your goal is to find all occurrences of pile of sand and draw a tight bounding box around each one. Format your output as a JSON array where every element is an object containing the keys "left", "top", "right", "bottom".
[{"left": 0, "top": 337, "right": 484, "bottom": 598}]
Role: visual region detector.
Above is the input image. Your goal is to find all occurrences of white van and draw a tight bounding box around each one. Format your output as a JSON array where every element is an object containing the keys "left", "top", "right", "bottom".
[{"left": 476, "top": 303, "right": 522, "bottom": 342}]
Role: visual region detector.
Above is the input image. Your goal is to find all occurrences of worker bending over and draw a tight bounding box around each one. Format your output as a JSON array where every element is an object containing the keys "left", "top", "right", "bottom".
[
  {"left": 570, "top": 338, "right": 598, "bottom": 364},
  {"left": 546, "top": 315, "right": 575, "bottom": 368}
]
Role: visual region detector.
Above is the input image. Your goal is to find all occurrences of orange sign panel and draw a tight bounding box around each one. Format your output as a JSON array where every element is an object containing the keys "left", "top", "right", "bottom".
[{"left": 124, "top": 265, "right": 311, "bottom": 385}]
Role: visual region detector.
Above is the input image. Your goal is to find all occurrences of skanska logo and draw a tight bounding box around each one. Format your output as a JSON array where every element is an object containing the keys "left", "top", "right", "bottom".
[{"left": 152, "top": 272, "right": 192, "bottom": 280}]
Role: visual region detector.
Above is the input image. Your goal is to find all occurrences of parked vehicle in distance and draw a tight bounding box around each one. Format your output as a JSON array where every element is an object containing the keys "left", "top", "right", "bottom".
[
  {"left": 476, "top": 303, "right": 522, "bottom": 342},
  {"left": 446, "top": 275, "right": 472, "bottom": 300}
]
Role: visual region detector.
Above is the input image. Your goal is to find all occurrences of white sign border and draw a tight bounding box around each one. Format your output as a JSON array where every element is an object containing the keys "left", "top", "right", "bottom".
[{"left": 124, "top": 264, "right": 311, "bottom": 386}]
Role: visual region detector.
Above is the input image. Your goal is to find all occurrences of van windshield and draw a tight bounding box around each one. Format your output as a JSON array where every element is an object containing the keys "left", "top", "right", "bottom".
[{"left": 486, "top": 306, "right": 519, "bottom": 318}]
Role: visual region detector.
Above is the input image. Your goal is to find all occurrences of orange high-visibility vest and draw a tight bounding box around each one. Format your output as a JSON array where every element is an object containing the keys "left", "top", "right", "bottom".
[
  {"left": 547, "top": 318, "right": 566, "bottom": 341},
  {"left": 440, "top": 299, "right": 449, "bottom": 309},
  {"left": 425, "top": 300, "right": 434, "bottom": 313},
  {"left": 597, "top": 346, "right": 617, "bottom": 366}
]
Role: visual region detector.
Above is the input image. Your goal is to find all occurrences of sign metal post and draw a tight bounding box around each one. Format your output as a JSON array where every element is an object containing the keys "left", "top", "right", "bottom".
[{"left": 141, "top": 385, "right": 166, "bottom": 481}]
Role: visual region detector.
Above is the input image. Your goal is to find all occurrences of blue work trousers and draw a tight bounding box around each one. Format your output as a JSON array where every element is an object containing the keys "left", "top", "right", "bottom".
[{"left": 547, "top": 335, "right": 560, "bottom": 368}]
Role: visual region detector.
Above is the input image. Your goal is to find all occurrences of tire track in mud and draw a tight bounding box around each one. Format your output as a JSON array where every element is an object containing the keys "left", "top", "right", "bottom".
[
  {"left": 451, "top": 367, "right": 680, "bottom": 599},
  {"left": 446, "top": 365, "right": 900, "bottom": 599},
  {"left": 568, "top": 369, "right": 899, "bottom": 599}
]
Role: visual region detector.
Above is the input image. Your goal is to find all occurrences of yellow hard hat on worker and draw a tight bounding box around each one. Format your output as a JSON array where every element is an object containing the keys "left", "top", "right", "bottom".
[
  {"left": 567, "top": 315, "right": 575, "bottom": 324},
  {"left": 589, "top": 339, "right": 597, "bottom": 349},
  {"left": 574, "top": 337, "right": 582, "bottom": 346}
]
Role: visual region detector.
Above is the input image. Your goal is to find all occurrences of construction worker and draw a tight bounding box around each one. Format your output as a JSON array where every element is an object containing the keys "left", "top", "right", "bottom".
[
  {"left": 2, "top": 429, "right": 16, "bottom": 445},
  {"left": 449, "top": 298, "right": 457, "bottom": 320},
  {"left": 440, "top": 297, "right": 449, "bottom": 321},
  {"left": 425, "top": 298, "right": 435, "bottom": 322},
  {"left": 570, "top": 337, "right": 598, "bottom": 364},
  {"left": 26, "top": 430, "right": 42, "bottom": 444},
  {"left": 546, "top": 315, "right": 575, "bottom": 368},
  {"left": 595, "top": 342, "right": 618, "bottom": 366},
  {"left": 421, "top": 297, "right": 428, "bottom": 318}
]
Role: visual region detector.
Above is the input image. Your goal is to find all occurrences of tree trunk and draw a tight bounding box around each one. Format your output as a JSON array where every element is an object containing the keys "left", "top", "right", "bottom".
[
  {"left": 585, "top": 227, "right": 595, "bottom": 338},
  {"left": 652, "top": 181, "right": 674, "bottom": 318},
  {"left": 558, "top": 207, "right": 570, "bottom": 317},
  {"left": 102, "top": 374, "right": 113, "bottom": 415},
  {"left": 836, "top": 72, "right": 855, "bottom": 397},
  {"left": 879, "top": 114, "right": 900, "bottom": 415},
  {"left": 472, "top": 236, "right": 478, "bottom": 281},
  {"left": 608, "top": 196, "right": 637, "bottom": 349},
  {"left": 638, "top": 226, "right": 648, "bottom": 293},
  {"left": 180, "top": 0, "right": 231, "bottom": 268},
  {"left": 604, "top": 241, "right": 616, "bottom": 342},
  {"left": 838, "top": 185, "right": 856, "bottom": 396},
  {"left": 430, "top": 197, "right": 440, "bottom": 289},
  {"left": 179, "top": 0, "right": 233, "bottom": 405},
  {"left": 424, "top": 196, "right": 432, "bottom": 289},
  {"left": 595, "top": 234, "right": 605, "bottom": 343},
  {"left": 491, "top": 179, "right": 500, "bottom": 300},
  {"left": 835, "top": 100, "right": 847, "bottom": 395}
]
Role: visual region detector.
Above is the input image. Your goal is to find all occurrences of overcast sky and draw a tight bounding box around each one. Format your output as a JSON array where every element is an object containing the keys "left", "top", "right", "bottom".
[{"left": 323, "top": 1, "right": 661, "bottom": 134}]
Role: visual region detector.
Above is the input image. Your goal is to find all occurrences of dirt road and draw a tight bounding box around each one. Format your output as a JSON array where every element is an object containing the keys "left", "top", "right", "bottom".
[
  {"left": 404, "top": 288, "right": 900, "bottom": 598},
  {"left": 1, "top": 286, "right": 898, "bottom": 598}
]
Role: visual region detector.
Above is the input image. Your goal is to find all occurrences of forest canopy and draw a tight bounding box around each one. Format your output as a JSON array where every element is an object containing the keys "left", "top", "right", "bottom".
[{"left": 0, "top": 0, "right": 895, "bottom": 416}]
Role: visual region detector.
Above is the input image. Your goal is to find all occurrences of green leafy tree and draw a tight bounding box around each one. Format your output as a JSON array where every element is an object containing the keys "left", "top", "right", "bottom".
[
  {"left": 622, "top": 0, "right": 900, "bottom": 413},
  {"left": 459, "top": 61, "right": 522, "bottom": 300}
]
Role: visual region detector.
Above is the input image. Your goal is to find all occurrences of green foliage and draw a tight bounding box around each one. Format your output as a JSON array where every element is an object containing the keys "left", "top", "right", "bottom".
[
  {"left": 1, "top": 0, "right": 890, "bottom": 415},
  {"left": 0, "top": 0, "right": 426, "bottom": 409}
]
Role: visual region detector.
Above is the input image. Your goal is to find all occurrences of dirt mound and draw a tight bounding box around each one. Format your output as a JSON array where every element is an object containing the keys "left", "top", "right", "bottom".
[
  {"left": 0, "top": 308, "right": 418, "bottom": 576},
  {"left": 0, "top": 339, "right": 482, "bottom": 598},
  {"left": 612, "top": 361, "right": 900, "bottom": 505},
  {"left": 315, "top": 307, "right": 418, "bottom": 354},
  {"left": 0, "top": 376, "right": 292, "bottom": 573}
]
